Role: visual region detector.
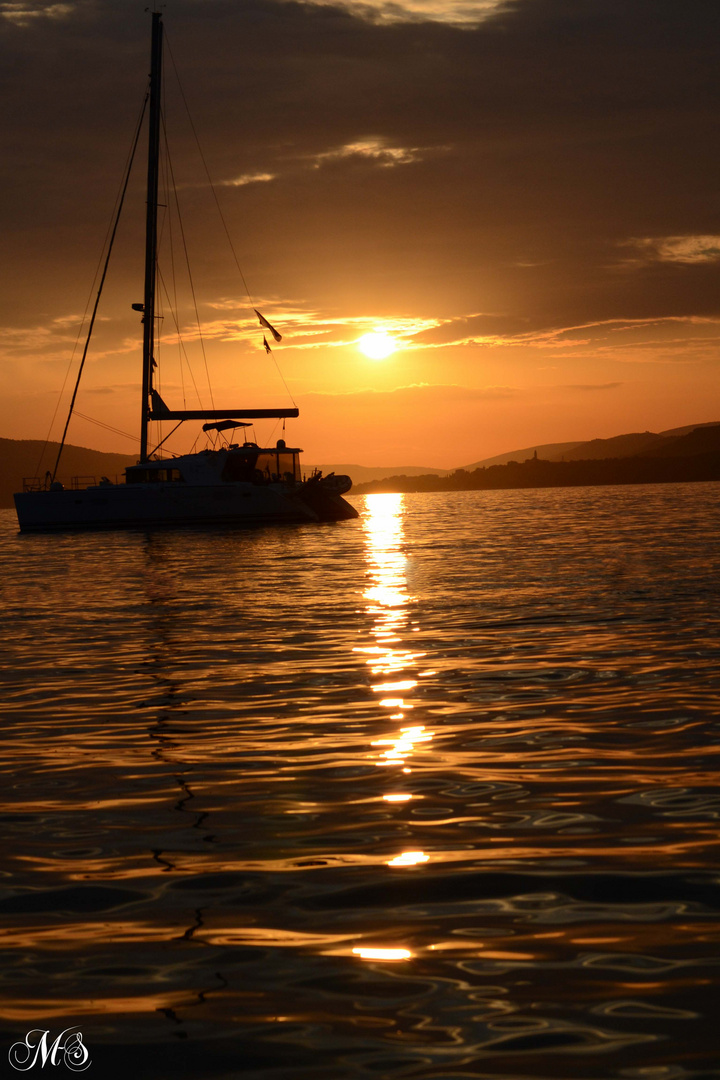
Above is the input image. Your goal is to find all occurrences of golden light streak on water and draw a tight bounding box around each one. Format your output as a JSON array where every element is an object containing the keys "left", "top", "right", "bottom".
[
  {"left": 426, "top": 942, "right": 537, "bottom": 959},
  {"left": 352, "top": 947, "right": 413, "bottom": 961},
  {"left": 0, "top": 921, "right": 184, "bottom": 947},
  {"left": 371, "top": 679, "right": 417, "bottom": 692},
  {"left": 0, "top": 992, "right": 197, "bottom": 1021},
  {"left": 201, "top": 928, "right": 354, "bottom": 948},
  {"left": 371, "top": 724, "right": 434, "bottom": 766},
  {"left": 387, "top": 850, "right": 430, "bottom": 867},
  {"left": 362, "top": 495, "right": 436, "bottom": 780}
]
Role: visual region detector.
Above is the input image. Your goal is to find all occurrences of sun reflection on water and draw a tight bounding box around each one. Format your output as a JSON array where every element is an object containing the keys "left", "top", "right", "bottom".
[
  {"left": 352, "top": 947, "right": 413, "bottom": 962},
  {"left": 360, "top": 494, "right": 436, "bottom": 864},
  {"left": 371, "top": 725, "right": 433, "bottom": 766},
  {"left": 387, "top": 850, "right": 430, "bottom": 867}
]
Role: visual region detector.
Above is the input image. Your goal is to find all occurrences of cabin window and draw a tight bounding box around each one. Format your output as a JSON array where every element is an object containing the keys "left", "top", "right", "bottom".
[
  {"left": 255, "top": 453, "right": 277, "bottom": 480},
  {"left": 279, "top": 452, "right": 300, "bottom": 482},
  {"left": 254, "top": 452, "right": 300, "bottom": 482}
]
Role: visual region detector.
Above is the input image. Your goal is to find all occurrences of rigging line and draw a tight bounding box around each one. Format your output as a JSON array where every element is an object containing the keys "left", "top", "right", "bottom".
[
  {"left": 164, "top": 32, "right": 255, "bottom": 307},
  {"left": 36, "top": 88, "right": 150, "bottom": 481},
  {"left": 152, "top": 56, "right": 173, "bottom": 454},
  {"left": 165, "top": 31, "right": 297, "bottom": 412},
  {"left": 167, "top": 31, "right": 297, "bottom": 412},
  {"left": 149, "top": 420, "right": 184, "bottom": 458},
  {"left": 164, "top": 159, "right": 187, "bottom": 409},
  {"left": 163, "top": 166, "right": 191, "bottom": 411},
  {"left": 51, "top": 90, "right": 150, "bottom": 483},
  {"left": 165, "top": 32, "right": 298, "bottom": 413},
  {"left": 73, "top": 411, "right": 138, "bottom": 443},
  {"left": 157, "top": 266, "right": 205, "bottom": 408},
  {"left": 154, "top": 262, "right": 164, "bottom": 450},
  {"left": 270, "top": 350, "right": 298, "bottom": 409},
  {"left": 157, "top": 42, "right": 188, "bottom": 412},
  {"left": 161, "top": 113, "right": 216, "bottom": 409},
  {"left": 266, "top": 418, "right": 282, "bottom": 445}
]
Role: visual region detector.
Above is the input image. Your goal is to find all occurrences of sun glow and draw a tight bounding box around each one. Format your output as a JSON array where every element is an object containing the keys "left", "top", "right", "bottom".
[{"left": 357, "top": 331, "right": 397, "bottom": 360}]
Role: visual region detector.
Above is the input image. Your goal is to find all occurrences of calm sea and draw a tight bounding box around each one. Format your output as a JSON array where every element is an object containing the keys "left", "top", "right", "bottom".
[{"left": 1, "top": 484, "right": 719, "bottom": 1079}]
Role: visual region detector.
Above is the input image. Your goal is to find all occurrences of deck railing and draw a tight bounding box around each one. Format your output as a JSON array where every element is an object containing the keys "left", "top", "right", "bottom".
[{"left": 21, "top": 475, "right": 125, "bottom": 493}]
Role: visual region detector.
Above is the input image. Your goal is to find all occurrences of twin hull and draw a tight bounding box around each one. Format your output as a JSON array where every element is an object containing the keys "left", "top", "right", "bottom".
[{"left": 14, "top": 481, "right": 356, "bottom": 531}]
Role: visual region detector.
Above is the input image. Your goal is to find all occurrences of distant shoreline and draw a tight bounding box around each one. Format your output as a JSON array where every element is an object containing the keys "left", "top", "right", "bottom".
[
  {"left": 352, "top": 453, "right": 720, "bottom": 495},
  {"left": 3, "top": 424, "right": 720, "bottom": 508}
]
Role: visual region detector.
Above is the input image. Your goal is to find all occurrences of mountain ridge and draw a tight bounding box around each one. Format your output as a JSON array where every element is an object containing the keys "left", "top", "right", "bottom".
[
  {"left": 457, "top": 422, "right": 720, "bottom": 470},
  {"left": 0, "top": 438, "right": 136, "bottom": 510},
  {"left": 352, "top": 424, "right": 720, "bottom": 494}
]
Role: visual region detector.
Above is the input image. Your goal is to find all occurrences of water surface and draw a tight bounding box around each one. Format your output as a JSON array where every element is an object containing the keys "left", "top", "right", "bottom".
[{"left": 1, "top": 484, "right": 719, "bottom": 1078}]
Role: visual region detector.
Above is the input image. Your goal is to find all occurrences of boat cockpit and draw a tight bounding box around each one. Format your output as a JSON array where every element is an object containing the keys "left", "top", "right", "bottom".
[{"left": 124, "top": 438, "right": 302, "bottom": 487}]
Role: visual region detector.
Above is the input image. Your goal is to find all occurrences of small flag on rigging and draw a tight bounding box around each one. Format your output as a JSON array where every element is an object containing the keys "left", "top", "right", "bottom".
[
  {"left": 263, "top": 336, "right": 272, "bottom": 354},
  {"left": 255, "top": 309, "right": 282, "bottom": 342}
]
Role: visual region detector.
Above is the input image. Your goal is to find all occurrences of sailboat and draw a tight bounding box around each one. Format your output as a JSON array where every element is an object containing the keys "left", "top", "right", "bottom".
[{"left": 14, "top": 12, "right": 357, "bottom": 531}]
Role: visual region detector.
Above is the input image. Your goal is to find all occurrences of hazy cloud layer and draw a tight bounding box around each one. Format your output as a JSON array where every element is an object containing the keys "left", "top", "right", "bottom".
[{"left": 4, "top": 0, "right": 720, "bottom": 311}]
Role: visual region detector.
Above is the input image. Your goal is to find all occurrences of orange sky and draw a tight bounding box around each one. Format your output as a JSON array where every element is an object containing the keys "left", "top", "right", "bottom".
[{"left": 1, "top": 0, "right": 720, "bottom": 468}]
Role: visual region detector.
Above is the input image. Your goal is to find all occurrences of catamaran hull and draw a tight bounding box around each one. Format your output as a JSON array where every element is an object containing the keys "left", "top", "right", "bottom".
[{"left": 14, "top": 482, "right": 358, "bottom": 532}]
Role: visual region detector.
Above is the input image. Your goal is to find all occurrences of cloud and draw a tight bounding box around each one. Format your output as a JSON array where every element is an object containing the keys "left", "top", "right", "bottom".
[
  {"left": 304, "top": 0, "right": 505, "bottom": 27},
  {"left": 0, "top": 315, "right": 87, "bottom": 358},
  {"left": 624, "top": 235, "right": 720, "bottom": 266},
  {"left": 308, "top": 138, "right": 431, "bottom": 168},
  {"left": 398, "top": 313, "right": 720, "bottom": 368},
  {"left": 220, "top": 172, "right": 276, "bottom": 187},
  {"left": 408, "top": 313, "right": 530, "bottom": 348},
  {"left": 282, "top": 313, "right": 442, "bottom": 349},
  {"left": 0, "top": 1, "right": 73, "bottom": 25},
  {"left": 193, "top": 303, "right": 443, "bottom": 350}
]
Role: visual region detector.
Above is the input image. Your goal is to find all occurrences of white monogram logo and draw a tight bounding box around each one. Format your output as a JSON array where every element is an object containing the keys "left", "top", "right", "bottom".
[{"left": 8, "top": 1028, "right": 91, "bottom": 1072}]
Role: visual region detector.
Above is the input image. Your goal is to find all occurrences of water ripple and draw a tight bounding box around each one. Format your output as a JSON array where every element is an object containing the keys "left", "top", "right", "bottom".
[{"left": 1, "top": 484, "right": 719, "bottom": 1076}]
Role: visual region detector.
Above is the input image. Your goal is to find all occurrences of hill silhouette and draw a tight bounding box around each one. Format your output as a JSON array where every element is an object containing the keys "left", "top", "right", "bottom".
[
  {"left": 0, "top": 439, "right": 135, "bottom": 509},
  {"left": 354, "top": 425, "right": 720, "bottom": 495},
  {"left": 635, "top": 424, "right": 720, "bottom": 458},
  {"left": 458, "top": 421, "right": 720, "bottom": 470}
]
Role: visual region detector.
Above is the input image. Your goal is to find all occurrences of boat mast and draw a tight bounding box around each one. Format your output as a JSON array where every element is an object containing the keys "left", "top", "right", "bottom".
[
  {"left": 140, "top": 11, "right": 163, "bottom": 462},
  {"left": 140, "top": 11, "right": 300, "bottom": 446}
]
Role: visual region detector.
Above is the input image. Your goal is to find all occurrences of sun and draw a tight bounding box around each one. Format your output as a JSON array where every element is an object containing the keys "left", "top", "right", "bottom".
[{"left": 357, "top": 331, "right": 397, "bottom": 360}]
